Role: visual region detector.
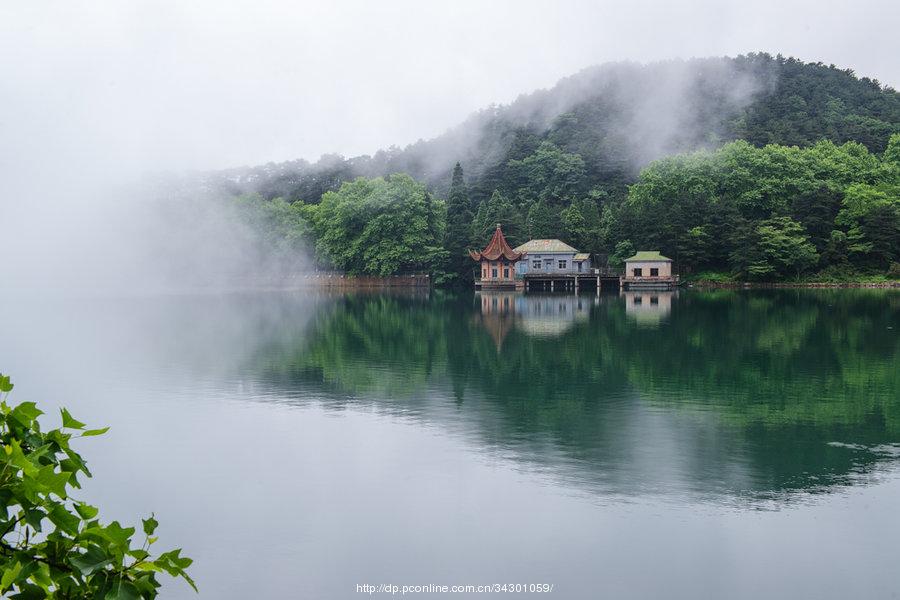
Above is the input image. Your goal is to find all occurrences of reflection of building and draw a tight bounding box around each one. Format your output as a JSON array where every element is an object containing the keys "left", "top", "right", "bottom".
[
  {"left": 516, "top": 295, "right": 591, "bottom": 337},
  {"left": 476, "top": 291, "right": 518, "bottom": 348},
  {"left": 622, "top": 290, "right": 674, "bottom": 326},
  {"left": 470, "top": 224, "right": 524, "bottom": 290},
  {"left": 621, "top": 251, "right": 678, "bottom": 290},
  {"left": 477, "top": 292, "right": 593, "bottom": 344}
]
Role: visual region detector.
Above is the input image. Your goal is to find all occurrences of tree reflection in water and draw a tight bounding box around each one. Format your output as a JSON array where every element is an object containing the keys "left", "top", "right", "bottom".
[{"left": 249, "top": 289, "right": 900, "bottom": 504}]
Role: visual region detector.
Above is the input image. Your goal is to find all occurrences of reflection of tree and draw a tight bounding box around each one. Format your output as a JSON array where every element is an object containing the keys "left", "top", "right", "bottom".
[
  {"left": 248, "top": 289, "right": 900, "bottom": 501},
  {"left": 618, "top": 290, "right": 900, "bottom": 436}
]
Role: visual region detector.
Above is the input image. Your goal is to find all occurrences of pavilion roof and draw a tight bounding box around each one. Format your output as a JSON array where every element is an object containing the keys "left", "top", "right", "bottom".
[{"left": 469, "top": 225, "right": 523, "bottom": 262}]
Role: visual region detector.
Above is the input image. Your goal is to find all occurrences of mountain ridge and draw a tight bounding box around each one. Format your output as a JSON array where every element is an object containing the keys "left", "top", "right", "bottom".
[{"left": 203, "top": 52, "right": 899, "bottom": 206}]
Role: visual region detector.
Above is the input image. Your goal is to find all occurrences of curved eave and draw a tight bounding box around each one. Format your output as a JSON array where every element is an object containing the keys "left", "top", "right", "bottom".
[{"left": 471, "top": 250, "right": 523, "bottom": 261}]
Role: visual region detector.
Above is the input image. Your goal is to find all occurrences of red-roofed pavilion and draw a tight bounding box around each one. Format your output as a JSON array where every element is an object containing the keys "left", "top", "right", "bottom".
[{"left": 470, "top": 224, "right": 523, "bottom": 289}]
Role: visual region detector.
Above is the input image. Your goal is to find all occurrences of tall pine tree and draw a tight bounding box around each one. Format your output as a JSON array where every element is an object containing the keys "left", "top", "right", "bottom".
[{"left": 445, "top": 162, "right": 474, "bottom": 283}]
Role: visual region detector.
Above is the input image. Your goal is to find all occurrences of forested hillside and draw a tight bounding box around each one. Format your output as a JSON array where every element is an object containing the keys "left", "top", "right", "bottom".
[
  {"left": 208, "top": 53, "right": 898, "bottom": 205},
  {"left": 202, "top": 53, "right": 899, "bottom": 283}
]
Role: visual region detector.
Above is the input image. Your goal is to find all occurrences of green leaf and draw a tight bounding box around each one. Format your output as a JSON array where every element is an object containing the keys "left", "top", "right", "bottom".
[
  {"left": 23, "top": 507, "right": 46, "bottom": 532},
  {"left": 142, "top": 515, "right": 158, "bottom": 536},
  {"left": 60, "top": 408, "right": 85, "bottom": 430},
  {"left": 104, "top": 578, "right": 141, "bottom": 600},
  {"left": 127, "top": 549, "right": 149, "bottom": 561},
  {"left": 35, "top": 466, "right": 71, "bottom": 499},
  {"left": 1, "top": 560, "right": 22, "bottom": 590},
  {"left": 69, "top": 545, "right": 113, "bottom": 576},
  {"left": 0, "top": 374, "right": 13, "bottom": 393},
  {"left": 82, "top": 521, "right": 135, "bottom": 552},
  {"left": 48, "top": 504, "right": 81, "bottom": 536},
  {"left": 74, "top": 502, "right": 99, "bottom": 520},
  {"left": 80, "top": 427, "right": 110, "bottom": 437},
  {"left": 10, "top": 402, "right": 42, "bottom": 426}
]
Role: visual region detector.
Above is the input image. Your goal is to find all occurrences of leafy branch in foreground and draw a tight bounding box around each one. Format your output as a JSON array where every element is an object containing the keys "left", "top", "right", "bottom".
[{"left": 0, "top": 372, "right": 195, "bottom": 599}]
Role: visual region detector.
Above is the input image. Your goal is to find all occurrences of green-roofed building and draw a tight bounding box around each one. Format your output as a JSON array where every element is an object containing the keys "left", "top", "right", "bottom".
[{"left": 621, "top": 250, "right": 677, "bottom": 290}]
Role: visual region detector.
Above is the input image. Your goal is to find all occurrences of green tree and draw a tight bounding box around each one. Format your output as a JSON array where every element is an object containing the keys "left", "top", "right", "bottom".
[
  {"left": 0, "top": 373, "right": 194, "bottom": 599},
  {"left": 506, "top": 142, "right": 587, "bottom": 206},
  {"left": 471, "top": 191, "right": 526, "bottom": 249},
  {"left": 444, "top": 163, "right": 475, "bottom": 283},
  {"left": 526, "top": 200, "right": 558, "bottom": 239},
  {"left": 734, "top": 217, "right": 819, "bottom": 279},
  {"left": 310, "top": 174, "right": 445, "bottom": 277},
  {"left": 608, "top": 240, "right": 635, "bottom": 270},
  {"left": 835, "top": 182, "right": 900, "bottom": 268},
  {"left": 560, "top": 197, "right": 603, "bottom": 253},
  {"left": 232, "top": 194, "right": 313, "bottom": 259},
  {"left": 609, "top": 136, "right": 898, "bottom": 280}
]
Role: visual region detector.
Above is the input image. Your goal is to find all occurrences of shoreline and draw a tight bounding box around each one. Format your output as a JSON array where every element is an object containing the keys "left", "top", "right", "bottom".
[{"left": 684, "top": 281, "right": 900, "bottom": 289}]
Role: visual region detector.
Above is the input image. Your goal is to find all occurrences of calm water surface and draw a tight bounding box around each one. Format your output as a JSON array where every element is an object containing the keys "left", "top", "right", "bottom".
[{"left": 1, "top": 289, "right": 898, "bottom": 599}]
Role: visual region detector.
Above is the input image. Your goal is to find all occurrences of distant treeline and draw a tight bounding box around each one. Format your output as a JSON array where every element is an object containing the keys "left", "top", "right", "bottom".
[
  {"left": 214, "top": 53, "right": 899, "bottom": 284},
  {"left": 232, "top": 134, "right": 899, "bottom": 283}
]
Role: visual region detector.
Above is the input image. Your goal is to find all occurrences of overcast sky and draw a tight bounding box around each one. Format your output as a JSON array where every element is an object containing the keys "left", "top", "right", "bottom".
[{"left": 1, "top": 0, "right": 898, "bottom": 180}]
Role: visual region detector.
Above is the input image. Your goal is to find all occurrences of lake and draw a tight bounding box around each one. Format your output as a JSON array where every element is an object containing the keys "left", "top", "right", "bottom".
[{"left": 1, "top": 288, "right": 898, "bottom": 599}]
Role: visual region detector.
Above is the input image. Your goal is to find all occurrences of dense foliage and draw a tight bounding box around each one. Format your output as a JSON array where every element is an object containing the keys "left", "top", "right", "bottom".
[
  {"left": 607, "top": 136, "right": 900, "bottom": 278},
  {"left": 302, "top": 174, "right": 448, "bottom": 278},
  {"left": 0, "top": 374, "right": 194, "bottom": 599}
]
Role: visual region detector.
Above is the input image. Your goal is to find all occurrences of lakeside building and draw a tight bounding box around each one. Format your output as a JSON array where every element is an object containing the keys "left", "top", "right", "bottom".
[
  {"left": 515, "top": 239, "right": 608, "bottom": 293},
  {"left": 620, "top": 251, "right": 678, "bottom": 290},
  {"left": 470, "top": 224, "right": 524, "bottom": 290},
  {"left": 513, "top": 239, "right": 591, "bottom": 277},
  {"left": 470, "top": 226, "right": 615, "bottom": 293}
]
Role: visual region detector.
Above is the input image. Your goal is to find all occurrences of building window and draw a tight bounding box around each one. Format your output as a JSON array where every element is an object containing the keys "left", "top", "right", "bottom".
[
  {"left": 558, "top": 260, "right": 567, "bottom": 269},
  {"left": 634, "top": 296, "right": 642, "bottom": 305},
  {"left": 491, "top": 268, "right": 498, "bottom": 278},
  {"left": 503, "top": 268, "right": 509, "bottom": 278},
  {"left": 577, "top": 261, "right": 583, "bottom": 272},
  {"left": 482, "top": 269, "right": 486, "bottom": 278},
  {"left": 532, "top": 260, "right": 541, "bottom": 269},
  {"left": 633, "top": 268, "right": 643, "bottom": 277},
  {"left": 650, "top": 267, "right": 659, "bottom": 277},
  {"left": 650, "top": 296, "right": 659, "bottom": 305}
]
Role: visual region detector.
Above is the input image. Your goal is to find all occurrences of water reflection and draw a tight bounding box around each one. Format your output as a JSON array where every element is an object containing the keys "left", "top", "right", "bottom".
[
  {"left": 476, "top": 292, "right": 593, "bottom": 345},
  {"left": 250, "top": 289, "right": 900, "bottom": 503},
  {"left": 621, "top": 290, "right": 674, "bottom": 327},
  {"left": 2, "top": 289, "right": 898, "bottom": 506}
]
